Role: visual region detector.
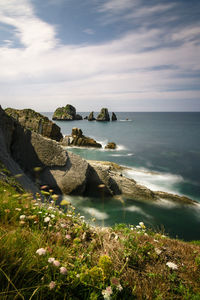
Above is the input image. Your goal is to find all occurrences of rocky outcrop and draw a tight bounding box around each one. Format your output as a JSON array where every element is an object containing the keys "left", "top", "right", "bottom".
[
  {"left": 105, "top": 142, "right": 116, "bottom": 150},
  {"left": 5, "top": 108, "right": 63, "bottom": 142},
  {"left": 88, "top": 112, "right": 96, "bottom": 121},
  {"left": 61, "top": 128, "right": 102, "bottom": 148},
  {"left": 0, "top": 106, "right": 197, "bottom": 205},
  {"left": 111, "top": 112, "right": 117, "bottom": 121},
  {"left": 96, "top": 108, "right": 110, "bottom": 121},
  {"left": 52, "top": 104, "right": 82, "bottom": 121}
]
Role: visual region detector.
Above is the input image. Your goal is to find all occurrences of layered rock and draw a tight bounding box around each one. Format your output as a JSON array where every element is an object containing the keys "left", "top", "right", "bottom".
[
  {"left": 111, "top": 112, "right": 117, "bottom": 121},
  {"left": 61, "top": 128, "right": 102, "bottom": 148},
  {"left": 96, "top": 108, "right": 110, "bottom": 121},
  {"left": 52, "top": 104, "right": 82, "bottom": 121},
  {"left": 105, "top": 142, "right": 116, "bottom": 150},
  {"left": 5, "top": 108, "right": 63, "bottom": 142},
  {"left": 88, "top": 112, "right": 96, "bottom": 121}
]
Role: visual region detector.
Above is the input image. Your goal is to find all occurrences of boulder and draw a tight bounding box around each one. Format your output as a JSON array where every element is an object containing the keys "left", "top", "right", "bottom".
[
  {"left": 111, "top": 112, "right": 117, "bottom": 121},
  {"left": 96, "top": 108, "right": 110, "bottom": 121},
  {"left": 52, "top": 104, "right": 82, "bottom": 121},
  {"left": 61, "top": 128, "right": 102, "bottom": 148},
  {"left": 105, "top": 142, "right": 116, "bottom": 150},
  {"left": 5, "top": 108, "right": 63, "bottom": 142},
  {"left": 88, "top": 112, "right": 96, "bottom": 121}
]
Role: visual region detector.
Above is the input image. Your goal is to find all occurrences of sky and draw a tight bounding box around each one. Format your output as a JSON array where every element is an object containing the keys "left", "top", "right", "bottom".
[{"left": 0, "top": 0, "right": 200, "bottom": 112}]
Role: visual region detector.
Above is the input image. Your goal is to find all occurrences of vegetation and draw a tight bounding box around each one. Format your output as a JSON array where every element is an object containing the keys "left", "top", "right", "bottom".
[{"left": 0, "top": 163, "right": 200, "bottom": 299}]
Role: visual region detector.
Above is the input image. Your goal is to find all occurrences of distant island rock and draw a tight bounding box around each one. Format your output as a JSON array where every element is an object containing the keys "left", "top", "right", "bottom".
[
  {"left": 61, "top": 127, "right": 102, "bottom": 148},
  {"left": 52, "top": 104, "right": 82, "bottom": 121},
  {"left": 88, "top": 111, "right": 96, "bottom": 121},
  {"left": 5, "top": 108, "right": 63, "bottom": 142},
  {"left": 112, "top": 112, "right": 117, "bottom": 121},
  {"left": 96, "top": 108, "right": 110, "bottom": 121},
  {"left": 105, "top": 142, "right": 117, "bottom": 149}
]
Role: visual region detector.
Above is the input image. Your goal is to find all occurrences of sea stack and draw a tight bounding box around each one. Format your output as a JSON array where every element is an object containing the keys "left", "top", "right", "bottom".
[
  {"left": 111, "top": 112, "right": 117, "bottom": 121},
  {"left": 96, "top": 108, "right": 110, "bottom": 121},
  {"left": 88, "top": 112, "right": 96, "bottom": 121},
  {"left": 52, "top": 104, "right": 83, "bottom": 121}
]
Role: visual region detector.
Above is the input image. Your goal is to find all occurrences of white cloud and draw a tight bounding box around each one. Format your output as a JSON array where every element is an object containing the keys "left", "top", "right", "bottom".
[
  {"left": 0, "top": 0, "right": 199, "bottom": 111},
  {"left": 83, "top": 28, "right": 95, "bottom": 35}
]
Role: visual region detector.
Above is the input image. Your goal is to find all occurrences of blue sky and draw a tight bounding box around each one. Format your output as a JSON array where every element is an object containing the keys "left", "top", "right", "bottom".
[{"left": 0, "top": 0, "right": 200, "bottom": 111}]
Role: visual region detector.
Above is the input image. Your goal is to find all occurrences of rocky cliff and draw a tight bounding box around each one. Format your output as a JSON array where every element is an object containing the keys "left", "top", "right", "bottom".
[
  {"left": 5, "top": 108, "right": 63, "bottom": 141},
  {"left": 0, "top": 106, "right": 196, "bottom": 205},
  {"left": 61, "top": 128, "right": 102, "bottom": 148}
]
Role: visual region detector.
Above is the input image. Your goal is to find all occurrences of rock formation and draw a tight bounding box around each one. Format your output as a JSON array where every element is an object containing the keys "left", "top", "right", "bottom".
[
  {"left": 96, "top": 108, "right": 110, "bottom": 121},
  {"left": 88, "top": 112, "right": 96, "bottom": 121},
  {"left": 111, "top": 112, "right": 117, "bottom": 121},
  {"left": 61, "top": 128, "right": 102, "bottom": 148},
  {"left": 52, "top": 104, "right": 83, "bottom": 121},
  {"left": 5, "top": 108, "right": 63, "bottom": 142},
  {"left": 105, "top": 142, "right": 117, "bottom": 149},
  {"left": 0, "top": 106, "right": 197, "bottom": 205}
]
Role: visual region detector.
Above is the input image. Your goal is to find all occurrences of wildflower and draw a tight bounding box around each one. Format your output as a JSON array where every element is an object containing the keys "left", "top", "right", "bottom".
[
  {"left": 36, "top": 248, "right": 46, "bottom": 256},
  {"left": 19, "top": 221, "right": 26, "bottom": 225},
  {"left": 20, "top": 215, "right": 26, "bottom": 220},
  {"left": 80, "top": 216, "right": 85, "bottom": 219},
  {"left": 44, "top": 216, "right": 50, "bottom": 223},
  {"left": 4, "top": 209, "right": 10, "bottom": 213},
  {"left": 166, "top": 262, "right": 178, "bottom": 270},
  {"left": 53, "top": 260, "right": 60, "bottom": 267},
  {"left": 51, "top": 214, "right": 55, "bottom": 218},
  {"left": 139, "top": 222, "right": 146, "bottom": 229},
  {"left": 60, "top": 223, "right": 66, "bottom": 228},
  {"left": 15, "top": 208, "right": 21, "bottom": 211},
  {"left": 154, "top": 239, "right": 159, "bottom": 243},
  {"left": 60, "top": 267, "right": 67, "bottom": 275},
  {"left": 65, "top": 234, "right": 71, "bottom": 240},
  {"left": 49, "top": 281, "right": 56, "bottom": 290},
  {"left": 116, "top": 284, "right": 123, "bottom": 291},
  {"left": 155, "top": 248, "right": 162, "bottom": 255},
  {"left": 76, "top": 274, "right": 80, "bottom": 278},
  {"left": 136, "top": 225, "right": 141, "bottom": 229},
  {"left": 48, "top": 257, "right": 55, "bottom": 263},
  {"left": 102, "top": 286, "right": 113, "bottom": 300}
]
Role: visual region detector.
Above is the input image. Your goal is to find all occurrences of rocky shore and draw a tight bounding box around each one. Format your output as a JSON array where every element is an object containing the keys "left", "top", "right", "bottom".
[{"left": 0, "top": 106, "right": 197, "bottom": 205}]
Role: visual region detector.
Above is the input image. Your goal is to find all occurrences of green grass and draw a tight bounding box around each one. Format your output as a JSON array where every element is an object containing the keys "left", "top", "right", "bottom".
[{"left": 0, "top": 164, "right": 200, "bottom": 299}]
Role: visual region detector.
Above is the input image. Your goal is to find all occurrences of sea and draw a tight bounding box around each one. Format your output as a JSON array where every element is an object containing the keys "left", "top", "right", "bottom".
[{"left": 43, "top": 112, "right": 200, "bottom": 241}]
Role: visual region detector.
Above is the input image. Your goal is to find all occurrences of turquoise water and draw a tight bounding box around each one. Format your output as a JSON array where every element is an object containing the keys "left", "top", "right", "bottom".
[{"left": 43, "top": 112, "right": 200, "bottom": 241}]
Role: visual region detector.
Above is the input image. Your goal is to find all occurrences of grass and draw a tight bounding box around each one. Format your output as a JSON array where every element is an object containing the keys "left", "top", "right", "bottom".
[{"left": 0, "top": 163, "right": 200, "bottom": 299}]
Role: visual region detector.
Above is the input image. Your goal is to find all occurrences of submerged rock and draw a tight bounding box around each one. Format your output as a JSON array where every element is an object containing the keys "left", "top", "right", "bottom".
[
  {"left": 111, "top": 112, "right": 117, "bottom": 121},
  {"left": 88, "top": 112, "right": 96, "bottom": 121},
  {"left": 5, "top": 108, "right": 63, "bottom": 142},
  {"left": 105, "top": 142, "right": 116, "bottom": 150},
  {"left": 52, "top": 104, "right": 82, "bottom": 121},
  {"left": 61, "top": 128, "right": 102, "bottom": 148},
  {"left": 96, "top": 108, "right": 110, "bottom": 121}
]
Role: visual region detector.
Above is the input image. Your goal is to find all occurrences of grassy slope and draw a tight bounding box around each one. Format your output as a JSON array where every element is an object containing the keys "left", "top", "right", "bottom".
[{"left": 0, "top": 163, "right": 200, "bottom": 300}]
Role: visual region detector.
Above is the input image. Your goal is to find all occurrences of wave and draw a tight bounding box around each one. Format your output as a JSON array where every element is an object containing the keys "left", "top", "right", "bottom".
[
  {"left": 119, "top": 119, "right": 132, "bottom": 122},
  {"left": 82, "top": 207, "right": 109, "bottom": 220},
  {"left": 124, "top": 205, "right": 152, "bottom": 219},
  {"left": 110, "top": 153, "right": 134, "bottom": 157},
  {"left": 123, "top": 167, "right": 184, "bottom": 195}
]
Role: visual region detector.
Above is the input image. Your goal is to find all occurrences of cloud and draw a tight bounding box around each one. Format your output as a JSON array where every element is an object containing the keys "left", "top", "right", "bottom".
[
  {"left": 0, "top": 0, "right": 199, "bottom": 111},
  {"left": 83, "top": 28, "right": 95, "bottom": 35},
  {"left": 0, "top": 0, "right": 58, "bottom": 52}
]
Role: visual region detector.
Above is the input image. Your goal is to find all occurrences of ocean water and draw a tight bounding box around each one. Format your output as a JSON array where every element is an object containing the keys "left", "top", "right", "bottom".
[{"left": 43, "top": 112, "right": 200, "bottom": 241}]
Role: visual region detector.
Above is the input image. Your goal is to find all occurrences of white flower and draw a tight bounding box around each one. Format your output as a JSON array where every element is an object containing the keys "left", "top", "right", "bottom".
[
  {"left": 15, "top": 208, "right": 21, "bottom": 211},
  {"left": 48, "top": 257, "right": 55, "bottom": 263},
  {"left": 166, "top": 262, "right": 178, "bottom": 270},
  {"left": 155, "top": 248, "right": 162, "bottom": 255},
  {"left": 102, "top": 286, "right": 113, "bottom": 300},
  {"left": 60, "top": 267, "right": 67, "bottom": 275},
  {"left": 116, "top": 284, "right": 123, "bottom": 291},
  {"left": 51, "top": 214, "right": 55, "bottom": 218},
  {"left": 154, "top": 239, "right": 159, "bottom": 243},
  {"left": 139, "top": 222, "right": 146, "bottom": 229},
  {"left": 49, "top": 281, "right": 56, "bottom": 290},
  {"left": 53, "top": 260, "right": 60, "bottom": 267},
  {"left": 44, "top": 216, "right": 50, "bottom": 223},
  {"left": 136, "top": 225, "right": 141, "bottom": 229},
  {"left": 36, "top": 248, "right": 46, "bottom": 256},
  {"left": 20, "top": 215, "right": 26, "bottom": 220},
  {"left": 76, "top": 274, "right": 80, "bottom": 278}
]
